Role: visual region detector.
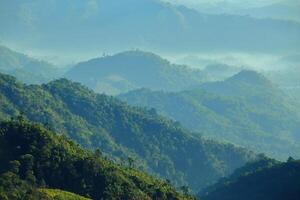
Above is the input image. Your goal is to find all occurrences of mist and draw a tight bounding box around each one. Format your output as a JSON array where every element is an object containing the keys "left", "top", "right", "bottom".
[{"left": 1, "top": 0, "right": 300, "bottom": 198}]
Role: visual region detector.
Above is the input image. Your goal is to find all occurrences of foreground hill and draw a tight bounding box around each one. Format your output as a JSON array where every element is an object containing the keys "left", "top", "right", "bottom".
[
  {"left": 0, "top": 119, "right": 190, "bottom": 200},
  {"left": 39, "top": 189, "right": 91, "bottom": 200},
  {"left": 65, "top": 50, "right": 206, "bottom": 95},
  {"left": 0, "top": 45, "right": 62, "bottom": 84},
  {"left": 0, "top": 73, "right": 256, "bottom": 191},
  {"left": 119, "top": 70, "right": 300, "bottom": 159},
  {"left": 200, "top": 158, "right": 300, "bottom": 200}
]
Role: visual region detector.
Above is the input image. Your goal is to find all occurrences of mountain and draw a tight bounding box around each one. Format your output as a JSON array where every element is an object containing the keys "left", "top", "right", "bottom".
[
  {"left": 264, "top": 56, "right": 300, "bottom": 100},
  {"left": 65, "top": 50, "right": 206, "bottom": 95},
  {"left": 0, "top": 72, "right": 257, "bottom": 192},
  {"left": 267, "top": 70, "right": 300, "bottom": 100},
  {"left": 0, "top": 119, "right": 191, "bottom": 200},
  {"left": 0, "top": 0, "right": 299, "bottom": 55},
  {"left": 202, "top": 64, "right": 243, "bottom": 81},
  {"left": 182, "top": 0, "right": 300, "bottom": 22},
  {"left": 235, "top": 0, "right": 300, "bottom": 22},
  {"left": 199, "top": 158, "right": 300, "bottom": 200},
  {"left": 119, "top": 70, "right": 300, "bottom": 160},
  {"left": 0, "top": 45, "right": 63, "bottom": 84},
  {"left": 201, "top": 70, "right": 276, "bottom": 96}
]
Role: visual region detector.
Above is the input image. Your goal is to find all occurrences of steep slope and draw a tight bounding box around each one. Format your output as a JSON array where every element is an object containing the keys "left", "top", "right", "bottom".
[
  {"left": 0, "top": 119, "right": 190, "bottom": 200},
  {"left": 1, "top": 0, "right": 299, "bottom": 54},
  {"left": 0, "top": 73, "right": 256, "bottom": 191},
  {"left": 119, "top": 70, "right": 300, "bottom": 159},
  {"left": 66, "top": 50, "right": 206, "bottom": 94},
  {"left": 0, "top": 45, "right": 62, "bottom": 84},
  {"left": 199, "top": 158, "right": 300, "bottom": 200}
]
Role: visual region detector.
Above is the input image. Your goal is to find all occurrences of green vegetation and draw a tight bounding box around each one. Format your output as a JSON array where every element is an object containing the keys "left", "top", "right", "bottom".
[
  {"left": 199, "top": 158, "right": 300, "bottom": 200},
  {"left": 0, "top": 119, "right": 193, "bottom": 200},
  {"left": 0, "top": 45, "right": 63, "bottom": 84},
  {"left": 65, "top": 50, "right": 206, "bottom": 95},
  {"left": 0, "top": 172, "right": 49, "bottom": 200},
  {"left": 0, "top": 73, "right": 256, "bottom": 191},
  {"left": 119, "top": 70, "right": 300, "bottom": 160},
  {"left": 39, "top": 189, "right": 91, "bottom": 200}
]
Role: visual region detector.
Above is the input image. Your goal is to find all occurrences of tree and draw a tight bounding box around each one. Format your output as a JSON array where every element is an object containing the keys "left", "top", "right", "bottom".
[
  {"left": 94, "top": 149, "right": 102, "bottom": 157},
  {"left": 9, "top": 160, "right": 21, "bottom": 174},
  {"left": 287, "top": 156, "right": 295, "bottom": 162},
  {"left": 16, "top": 111, "right": 26, "bottom": 123},
  {"left": 180, "top": 186, "right": 190, "bottom": 196},
  {"left": 19, "top": 154, "right": 36, "bottom": 185},
  {"left": 127, "top": 157, "right": 135, "bottom": 168}
]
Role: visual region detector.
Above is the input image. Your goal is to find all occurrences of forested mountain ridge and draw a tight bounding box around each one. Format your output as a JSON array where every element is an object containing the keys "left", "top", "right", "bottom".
[
  {"left": 199, "top": 158, "right": 300, "bottom": 200},
  {"left": 65, "top": 50, "right": 206, "bottom": 95},
  {"left": 0, "top": 73, "right": 257, "bottom": 192},
  {"left": 200, "top": 70, "right": 282, "bottom": 99},
  {"left": 0, "top": 119, "right": 192, "bottom": 200},
  {"left": 119, "top": 70, "right": 300, "bottom": 160},
  {"left": 0, "top": 45, "right": 62, "bottom": 84}
]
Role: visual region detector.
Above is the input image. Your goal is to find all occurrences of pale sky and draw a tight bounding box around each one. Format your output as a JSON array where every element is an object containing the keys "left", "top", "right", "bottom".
[{"left": 163, "top": 0, "right": 284, "bottom": 7}]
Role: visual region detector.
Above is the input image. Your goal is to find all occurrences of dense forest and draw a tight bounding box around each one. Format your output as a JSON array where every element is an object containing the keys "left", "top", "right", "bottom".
[
  {"left": 199, "top": 158, "right": 300, "bottom": 200},
  {"left": 119, "top": 70, "right": 300, "bottom": 160},
  {"left": 0, "top": 119, "right": 193, "bottom": 200},
  {"left": 0, "top": 0, "right": 299, "bottom": 199},
  {"left": 0, "top": 73, "right": 257, "bottom": 191}
]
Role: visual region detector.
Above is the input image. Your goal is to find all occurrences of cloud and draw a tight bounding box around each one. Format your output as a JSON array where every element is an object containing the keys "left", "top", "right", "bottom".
[{"left": 82, "top": 0, "right": 100, "bottom": 18}]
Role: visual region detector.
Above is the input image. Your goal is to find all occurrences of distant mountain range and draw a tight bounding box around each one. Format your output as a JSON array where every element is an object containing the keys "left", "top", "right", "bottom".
[
  {"left": 0, "top": 46, "right": 63, "bottom": 84},
  {"left": 235, "top": 0, "right": 300, "bottom": 22},
  {"left": 65, "top": 50, "right": 207, "bottom": 95},
  {"left": 0, "top": 0, "right": 299, "bottom": 55},
  {"left": 179, "top": 0, "right": 300, "bottom": 22},
  {"left": 119, "top": 70, "right": 300, "bottom": 160},
  {"left": 265, "top": 56, "right": 300, "bottom": 100},
  {"left": 0, "top": 73, "right": 257, "bottom": 191}
]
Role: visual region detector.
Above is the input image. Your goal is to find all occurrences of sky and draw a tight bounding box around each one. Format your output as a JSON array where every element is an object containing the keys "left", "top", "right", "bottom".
[
  {"left": 164, "top": 0, "right": 283, "bottom": 7},
  {"left": 167, "top": 0, "right": 282, "bottom": 5}
]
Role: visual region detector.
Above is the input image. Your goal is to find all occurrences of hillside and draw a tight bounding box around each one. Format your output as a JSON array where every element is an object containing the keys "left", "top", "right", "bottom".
[
  {"left": 66, "top": 50, "right": 206, "bottom": 94},
  {"left": 0, "top": 119, "right": 191, "bottom": 200},
  {"left": 200, "top": 70, "right": 279, "bottom": 97},
  {"left": 119, "top": 70, "right": 300, "bottom": 160},
  {"left": 0, "top": 73, "right": 256, "bottom": 191},
  {"left": 0, "top": 46, "right": 63, "bottom": 84},
  {"left": 199, "top": 158, "right": 300, "bottom": 200},
  {"left": 39, "top": 189, "right": 91, "bottom": 200},
  {"left": 1, "top": 0, "right": 299, "bottom": 55}
]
